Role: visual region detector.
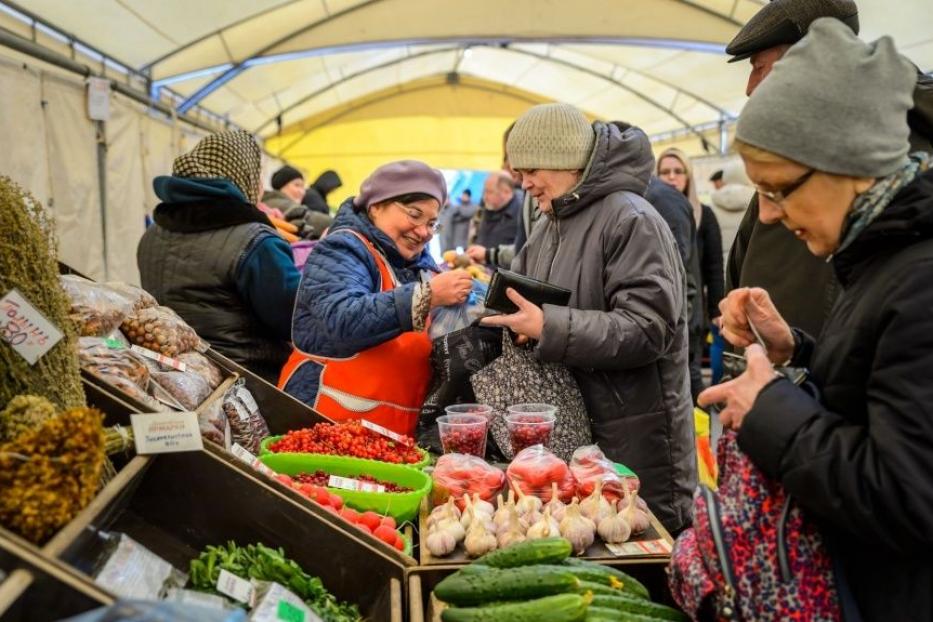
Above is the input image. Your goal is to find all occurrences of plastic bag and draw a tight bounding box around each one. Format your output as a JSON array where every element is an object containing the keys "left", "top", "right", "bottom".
[
  {"left": 78, "top": 337, "right": 164, "bottom": 411},
  {"left": 61, "top": 275, "right": 135, "bottom": 337},
  {"left": 150, "top": 370, "right": 212, "bottom": 410},
  {"left": 198, "top": 398, "right": 230, "bottom": 448},
  {"left": 569, "top": 444, "right": 628, "bottom": 503},
  {"left": 121, "top": 306, "right": 200, "bottom": 356},
  {"left": 431, "top": 452, "right": 506, "bottom": 509},
  {"left": 91, "top": 532, "right": 187, "bottom": 601},
  {"left": 428, "top": 279, "right": 489, "bottom": 340},
  {"left": 222, "top": 381, "right": 270, "bottom": 454},
  {"left": 506, "top": 444, "right": 577, "bottom": 503},
  {"left": 177, "top": 351, "right": 224, "bottom": 389},
  {"left": 104, "top": 281, "right": 158, "bottom": 312}
]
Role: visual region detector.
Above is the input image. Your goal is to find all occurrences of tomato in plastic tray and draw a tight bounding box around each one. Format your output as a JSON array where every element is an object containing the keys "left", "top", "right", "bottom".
[
  {"left": 506, "top": 444, "right": 577, "bottom": 503},
  {"left": 431, "top": 453, "right": 505, "bottom": 509},
  {"left": 569, "top": 444, "right": 628, "bottom": 503}
]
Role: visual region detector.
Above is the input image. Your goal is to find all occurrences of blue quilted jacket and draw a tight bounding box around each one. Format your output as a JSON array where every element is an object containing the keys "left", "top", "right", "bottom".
[{"left": 283, "top": 199, "right": 438, "bottom": 405}]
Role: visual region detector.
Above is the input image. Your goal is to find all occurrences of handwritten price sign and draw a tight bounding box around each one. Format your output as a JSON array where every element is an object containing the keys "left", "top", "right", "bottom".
[{"left": 0, "top": 289, "right": 64, "bottom": 365}]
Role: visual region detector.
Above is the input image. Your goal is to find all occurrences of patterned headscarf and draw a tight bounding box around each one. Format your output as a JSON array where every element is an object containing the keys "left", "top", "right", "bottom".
[{"left": 172, "top": 130, "right": 261, "bottom": 205}]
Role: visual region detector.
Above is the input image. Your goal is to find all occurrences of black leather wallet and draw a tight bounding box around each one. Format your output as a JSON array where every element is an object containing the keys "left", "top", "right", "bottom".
[{"left": 484, "top": 269, "right": 572, "bottom": 314}]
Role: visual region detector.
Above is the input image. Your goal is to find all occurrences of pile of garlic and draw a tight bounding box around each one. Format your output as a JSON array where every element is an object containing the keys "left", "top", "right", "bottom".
[{"left": 424, "top": 483, "right": 652, "bottom": 559}]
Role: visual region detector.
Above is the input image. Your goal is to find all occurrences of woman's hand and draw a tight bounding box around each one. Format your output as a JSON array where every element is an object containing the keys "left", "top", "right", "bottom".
[
  {"left": 430, "top": 269, "right": 473, "bottom": 308},
  {"left": 480, "top": 288, "right": 544, "bottom": 341},
  {"left": 698, "top": 345, "right": 778, "bottom": 430},
  {"left": 719, "top": 287, "right": 794, "bottom": 364}
]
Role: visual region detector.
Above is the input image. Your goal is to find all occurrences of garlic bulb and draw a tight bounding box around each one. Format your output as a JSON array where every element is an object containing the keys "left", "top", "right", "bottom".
[
  {"left": 436, "top": 517, "right": 466, "bottom": 542},
  {"left": 624, "top": 493, "right": 650, "bottom": 535},
  {"left": 559, "top": 498, "right": 596, "bottom": 555},
  {"left": 471, "top": 493, "right": 495, "bottom": 517},
  {"left": 426, "top": 497, "right": 460, "bottom": 529},
  {"left": 426, "top": 528, "right": 457, "bottom": 557},
  {"left": 526, "top": 507, "right": 561, "bottom": 540},
  {"left": 464, "top": 520, "right": 498, "bottom": 557},
  {"left": 514, "top": 487, "right": 543, "bottom": 516},
  {"left": 580, "top": 480, "right": 613, "bottom": 525},
  {"left": 597, "top": 499, "right": 632, "bottom": 544},
  {"left": 543, "top": 482, "right": 567, "bottom": 522},
  {"left": 497, "top": 521, "right": 527, "bottom": 548},
  {"left": 493, "top": 496, "right": 512, "bottom": 531}
]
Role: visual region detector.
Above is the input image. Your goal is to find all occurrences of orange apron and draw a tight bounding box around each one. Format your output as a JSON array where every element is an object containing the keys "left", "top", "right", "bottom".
[{"left": 278, "top": 230, "right": 432, "bottom": 437}]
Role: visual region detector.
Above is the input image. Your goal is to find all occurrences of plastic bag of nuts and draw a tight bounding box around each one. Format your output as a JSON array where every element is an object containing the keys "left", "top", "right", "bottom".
[
  {"left": 197, "top": 398, "right": 230, "bottom": 447},
  {"left": 77, "top": 337, "right": 165, "bottom": 411},
  {"left": 121, "top": 306, "right": 200, "bottom": 357},
  {"left": 60, "top": 275, "right": 135, "bottom": 337},
  {"left": 104, "top": 281, "right": 157, "bottom": 312},
  {"left": 176, "top": 352, "right": 223, "bottom": 389},
  {"left": 150, "top": 370, "right": 212, "bottom": 411},
  {"left": 221, "top": 381, "right": 270, "bottom": 454}
]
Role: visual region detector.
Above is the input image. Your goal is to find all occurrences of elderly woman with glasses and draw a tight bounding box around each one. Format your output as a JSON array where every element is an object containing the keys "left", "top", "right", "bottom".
[
  {"left": 699, "top": 20, "right": 933, "bottom": 620},
  {"left": 279, "top": 160, "right": 473, "bottom": 436}
]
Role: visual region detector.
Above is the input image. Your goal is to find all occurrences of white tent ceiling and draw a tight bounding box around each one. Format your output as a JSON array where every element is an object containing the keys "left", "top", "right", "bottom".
[{"left": 4, "top": 0, "right": 932, "bottom": 142}]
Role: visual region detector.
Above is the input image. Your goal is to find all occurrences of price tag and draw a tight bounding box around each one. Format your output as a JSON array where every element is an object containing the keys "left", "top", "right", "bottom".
[
  {"left": 360, "top": 419, "right": 412, "bottom": 446},
  {"left": 130, "top": 344, "right": 188, "bottom": 372},
  {"left": 237, "top": 387, "right": 259, "bottom": 415},
  {"left": 327, "top": 475, "right": 384, "bottom": 493},
  {"left": 231, "top": 443, "right": 276, "bottom": 478},
  {"left": 277, "top": 600, "right": 307, "bottom": 622},
  {"left": 604, "top": 539, "right": 672, "bottom": 557},
  {"left": 130, "top": 412, "right": 204, "bottom": 454},
  {"left": 0, "top": 289, "right": 63, "bottom": 365},
  {"left": 216, "top": 569, "right": 254, "bottom": 605}
]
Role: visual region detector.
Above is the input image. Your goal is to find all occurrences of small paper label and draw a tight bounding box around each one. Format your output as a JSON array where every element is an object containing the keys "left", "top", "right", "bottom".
[
  {"left": 216, "top": 569, "right": 254, "bottom": 605},
  {"left": 231, "top": 443, "right": 276, "bottom": 478},
  {"left": 604, "top": 538, "right": 672, "bottom": 557},
  {"left": 104, "top": 336, "right": 125, "bottom": 349},
  {"left": 361, "top": 419, "right": 411, "bottom": 446},
  {"left": 0, "top": 289, "right": 64, "bottom": 365},
  {"left": 327, "top": 475, "right": 384, "bottom": 493},
  {"left": 277, "top": 600, "right": 306, "bottom": 622},
  {"left": 130, "top": 344, "right": 188, "bottom": 372},
  {"left": 237, "top": 387, "right": 259, "bottom": 415},
  {"left": 131, "top": 412, "right": 204, "bottom": 454},
  {"left": 86, "top": 76, "right": 110, "bottom": 121}
]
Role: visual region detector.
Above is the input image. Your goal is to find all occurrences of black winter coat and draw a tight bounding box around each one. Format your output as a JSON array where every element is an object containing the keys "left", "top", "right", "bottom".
[{"left": 738, "top": 169, "right": 933, "bottom": 622}]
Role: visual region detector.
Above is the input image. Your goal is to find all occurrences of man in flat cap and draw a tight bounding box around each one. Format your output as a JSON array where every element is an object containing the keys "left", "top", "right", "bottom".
[{"left": 724, "top": 0, "right": 933, "bottom": 341}]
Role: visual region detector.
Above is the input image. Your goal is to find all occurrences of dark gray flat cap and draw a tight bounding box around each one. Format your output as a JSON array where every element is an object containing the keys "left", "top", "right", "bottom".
[{"left": 726, "top": 0, "right": 859, "bottom": 62}]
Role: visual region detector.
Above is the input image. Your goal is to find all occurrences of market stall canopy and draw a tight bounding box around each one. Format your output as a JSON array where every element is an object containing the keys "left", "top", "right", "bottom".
[{"left": 5, "top": 0, "right": 930, "bottom": 141}]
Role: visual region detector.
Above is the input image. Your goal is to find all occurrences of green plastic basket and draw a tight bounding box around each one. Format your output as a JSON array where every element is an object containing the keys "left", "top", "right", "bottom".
[
  {"left": 259, "top": 434, "right": 432, "bottom": 469},
  {"left": 259, "top": 452, "right": 432, "bottom": 523}
]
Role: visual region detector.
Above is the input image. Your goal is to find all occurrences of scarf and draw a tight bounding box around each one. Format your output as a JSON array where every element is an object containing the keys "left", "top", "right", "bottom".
[{"left": 836, "top": 153, "right": 931, "bottom": 255}]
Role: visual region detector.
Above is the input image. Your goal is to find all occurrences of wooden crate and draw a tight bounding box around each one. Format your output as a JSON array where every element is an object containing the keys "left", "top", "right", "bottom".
[{"left": 41, "top": 448, "right": 407, "bottom": 622}]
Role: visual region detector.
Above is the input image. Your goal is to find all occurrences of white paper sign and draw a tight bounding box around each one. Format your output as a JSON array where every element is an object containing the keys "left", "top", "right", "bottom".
[
  {"left": 216, "top": 568, "right": 254, "bottom": 605},
  {"left": 604, "top": 538, "right": 672, "bottom": 557},
  {"left": 130, "top": 344, "right": 188, "bottom": 372},
  {"left": 231, "top": 443, "right": 276, "bottom": 478},
  {"left": 0, "top": 289, "right": 64, "bottom": 365},
  {"left": 327, "top": 474, "right": 384, "bottom": 493},
  {"left": 131, "top": 412, "right": 204, "bottom": 454},
  {"left": 87, "top": 76, "right": 111, "bottom": 121},
  {"left": 360, "top": 419, "right": 412, "bottom": 446}
]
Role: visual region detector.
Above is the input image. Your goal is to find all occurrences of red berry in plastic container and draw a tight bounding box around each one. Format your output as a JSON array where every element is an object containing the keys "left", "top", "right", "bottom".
[{"left": 437, "top": 414, "right": 488, "bottom": 457}]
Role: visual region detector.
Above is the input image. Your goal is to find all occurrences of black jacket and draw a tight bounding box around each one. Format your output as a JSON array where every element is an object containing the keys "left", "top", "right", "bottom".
[
  {"left": 738, "top": 169, "right": 933, "bottom": 622},
  {"left": 473, "top": 192, "right": 520, "bottom": 249},
  {"left": 698, "top": 204, "right": 724, "bottom": 321},
  {"left": 302, "top": 170, "right": 342, "bottom": 215}
]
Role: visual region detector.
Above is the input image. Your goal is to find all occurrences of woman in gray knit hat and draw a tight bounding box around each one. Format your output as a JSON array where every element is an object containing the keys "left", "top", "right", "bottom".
[
  {"left": 482, "top": 102, "right": 697, "bottom": 534},
  {"left": 699, "top": 19, "right": 933, "bottom": 621}
]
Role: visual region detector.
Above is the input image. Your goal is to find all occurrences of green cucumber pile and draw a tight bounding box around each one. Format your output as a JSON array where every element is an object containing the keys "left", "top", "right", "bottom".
[{"left": 433, "top": 538, "right": 686, "bottom": 622}]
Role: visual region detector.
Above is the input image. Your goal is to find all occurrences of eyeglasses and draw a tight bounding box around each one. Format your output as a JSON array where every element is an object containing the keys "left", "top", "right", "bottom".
[
  {"left": 394, "top": 202, "right": 441, "bottom": 234},
  {"left": 755, "top": 169, "right": 816, "bottom": 205},
  {"left": 659, "top": 167, "right": 686, "bottom": 177}
]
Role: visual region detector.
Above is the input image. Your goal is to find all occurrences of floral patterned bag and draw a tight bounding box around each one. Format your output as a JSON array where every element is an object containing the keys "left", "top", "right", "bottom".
[{"left": 470, "top": 331, "right": 591, "bottom": 462}]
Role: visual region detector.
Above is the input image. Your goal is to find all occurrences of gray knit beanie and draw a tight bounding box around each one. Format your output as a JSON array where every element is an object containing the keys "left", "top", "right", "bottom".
[
  {"left": 736, "top": 18, "right": 915, "bottom": 178},
  {"left": 507, "top": 103, "right": 596, "bottom": 170}
]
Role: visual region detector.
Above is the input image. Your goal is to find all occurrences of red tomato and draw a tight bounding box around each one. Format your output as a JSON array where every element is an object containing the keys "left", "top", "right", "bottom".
[
  {"left": 339, "top": 508, "right": 359, "bottom": 523},
  {"left": 358, "top": 511, "right": 382, "bottom": 531},
  {"left": 373, "top": 525, "right": 397, "bottom": 545},
  {"left": 328, "top": 493, "right": 344, "bottom": 510},
  {"left": 379, "top": 515, "right": 397, "bottom": 530},
  {"left": 392, "top": 534, "right": 405, "bottom": 551}
]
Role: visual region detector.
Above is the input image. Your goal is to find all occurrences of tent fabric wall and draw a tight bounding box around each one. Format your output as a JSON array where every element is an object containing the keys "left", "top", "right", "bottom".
[{"left": 0, "top": 59, "right": 51, "bottom": 209}]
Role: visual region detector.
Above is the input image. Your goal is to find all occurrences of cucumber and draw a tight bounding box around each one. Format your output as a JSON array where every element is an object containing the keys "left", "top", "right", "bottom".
[
  {"left": 458, "top": 563, "right": 492, "bottom": 576},
  {"left": 435, "top": 566, "right": 580, "bottom": 606},
  {"left": 441, "top": 593, "right": 589, "bottom": 622},
  {"left": 562, "top": 558, "right": 650, "bottom": 600},
  {"left": 591, "top": 594, "right": 688, "bottom": 621},
  {"left": 476, "top": 537, "right": 572, "bottom": 568},
  {"left": 536, "top": 564, "right": 626, "bottom": 589},
  {"left": 585, "top": 605, "right": 661, "bottom": 621},
  {"left": 576, "top": 580, "right": 624, "bottom": 597}
]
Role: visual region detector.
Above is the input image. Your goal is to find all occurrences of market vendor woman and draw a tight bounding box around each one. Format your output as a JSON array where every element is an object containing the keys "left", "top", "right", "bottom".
[{"left": 280, "top": 161, "right": 473, "bottom": 436}]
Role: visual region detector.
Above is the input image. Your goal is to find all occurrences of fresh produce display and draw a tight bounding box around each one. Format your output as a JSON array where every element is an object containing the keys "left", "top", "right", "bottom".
[
  {"left": 188, "top": 542, "right": 360, "bottom": 622},
  {"left": 438, "top": 414, "right": 488, "bottom": 456},
  {"left": 507, "top": 444, "right": 577, "bottom": 503},
  {"left": 295, "top": 470, "right": 413, "bottom": 493},
  {"left": 431, "top": 453, "right": 506, "bottom": 508},
  {"left": 432, "top": 537, "right": 684, "bottom": 621},
  {"left": 0, "top": 176, "right": 85, "bottom": 412},
  {"left": 571, "top": 445, "right": 638, "bottom": 503},
  {"left": 121, "top": 305, "right": 200, "bottom": 357},
  {"left": 268, "top": 420, "right": 423, "bottom": 464}
]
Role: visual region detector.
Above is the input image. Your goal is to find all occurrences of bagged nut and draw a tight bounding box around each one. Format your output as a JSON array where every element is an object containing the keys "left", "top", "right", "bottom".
[
  {"left": 221, "top": 381, "right": 270, "bottom": 454},
  {"left": 176, "top": 352, "right": 223, "bottom": 389},
  {"left": 60, "top": 275, "right": 134, "bottom": 337},
  {"left": 150, "top": 370, "right": 212, "bottom": 411},
  {"left": 104, "top": 281, "right": 157, "bottom": 312},
  {"left": 121, "top": 306, "right": 199, "bottom": 357}
]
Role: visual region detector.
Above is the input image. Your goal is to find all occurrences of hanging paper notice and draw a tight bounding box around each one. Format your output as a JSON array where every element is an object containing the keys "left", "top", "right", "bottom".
[
  {"left": 0, "top": 289, "right": 64, "bottom": 365},
  {"left": 87, "top": 77, "right": 111, "bottom": 121}
]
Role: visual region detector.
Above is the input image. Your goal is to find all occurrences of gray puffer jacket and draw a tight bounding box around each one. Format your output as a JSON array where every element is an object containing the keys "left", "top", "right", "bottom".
[{"left": 514, "top": 122, "right": 696, "bottom": 532}]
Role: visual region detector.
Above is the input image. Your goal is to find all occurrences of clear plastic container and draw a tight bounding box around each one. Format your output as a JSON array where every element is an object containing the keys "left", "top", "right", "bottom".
[
  {"left": 506, "top": 403, "right": 557, "bottom": 454},
  {"left": 444, "top": 403, "right": 494, "bottom": 421},
  {"left": 437, "top": 412, "right": 488, "bottom": 457}
]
